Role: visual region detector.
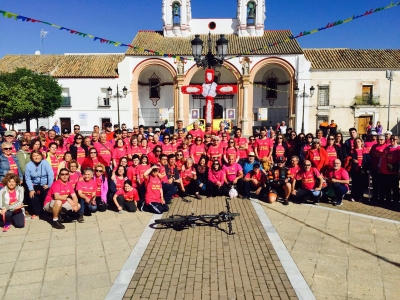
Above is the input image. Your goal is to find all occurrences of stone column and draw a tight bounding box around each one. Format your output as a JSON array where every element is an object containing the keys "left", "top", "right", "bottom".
[
  {"left": 175, "top": 75, "right": 185, "bottom": 123},
  {"left": 241, "top": 75, "right": 252, "bottom": 136}
]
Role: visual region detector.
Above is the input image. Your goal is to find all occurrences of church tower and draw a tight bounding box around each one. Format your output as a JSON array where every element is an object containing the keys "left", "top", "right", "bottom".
[
  {"left": 237, "top": 0, "right": 266, "bottom": 36},
  {"left": 162, "top": 0, "right": 192, "bottom": 37}
]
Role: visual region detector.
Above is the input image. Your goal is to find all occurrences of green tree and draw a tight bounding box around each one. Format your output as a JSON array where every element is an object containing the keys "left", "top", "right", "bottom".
[{"left": 0, "top": 68, "right": 63, "bottom": 130}]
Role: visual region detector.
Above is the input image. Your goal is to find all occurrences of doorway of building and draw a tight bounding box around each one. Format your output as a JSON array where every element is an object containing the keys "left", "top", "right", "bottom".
[
  {"left": 60, "top": 118, "right": 71, "bottom": 133},
  {"left": 357, "top": 116, "right": 372, "bottom": 135},
  {"left": 101, "top": 118, "right": 111, "bottom": 130}
]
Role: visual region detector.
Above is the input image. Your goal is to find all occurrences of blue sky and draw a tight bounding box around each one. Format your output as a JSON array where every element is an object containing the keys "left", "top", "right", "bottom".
[{"left": 0, "top": 0, "right": 399, "bottom": 57}]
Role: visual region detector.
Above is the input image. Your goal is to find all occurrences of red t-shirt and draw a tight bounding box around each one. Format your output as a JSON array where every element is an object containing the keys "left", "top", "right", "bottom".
[
  {"left": 48, "top": 154, "right": 60, "bottom": 179},
  {"left": 309, "top": 149, "right": 321, "bottom": 168},
  {"left": 380, "top": 146, "right": 400, "bottom": 174},
  {"left": 189, "top": 128, "right": 204, "bottom": 139},
  {"left": 245, "top": 170, "right": 266, "bottom": 188},
  {"left": 190, "top": 144, "right": 206, "bottom": 164},
  {"left": 116, "top": 188, "right": 139, "bottom": 202},
  {"left": 9, "top": 190, "right": 17, "bottom": 205},
  {"left": 69, "top": 171, "right": 82, "bottom": 189},
  {"left": 325, "top": 146, "right": 337, "bottom": 167},
  {"left": 145, "top": 176, "right": 162, "bottom": 204},
  {"left": 95, "top": 176, "right": 102, "bottom": 196},
  {"left": 76, "top": 146, "right": 86, "bottom": 166},
  {"left": 364, "top": 141, "right": 377, "bottom": 153},
  {"left": 76, "top": 179, "right": 97, "bottom": 198},
  {"left": 296, "top": 168, "right": 321, "bottom": 190},
  {"left": 127, "top": 166, "right": 138, "bottom": 187},
  {"left": 94, "top": 142, "right": 113, "bottom": 167},
  {"left": 44, "top": 180, "right": 74, "bottom": 206},
  {"left": 114, "top": 176, "right": 125, "bottom": 190},
  {"left": 274, "top": 144, "right": 285, "bottom": 158},
  {"left": 224, "top": 147, "right": 239, "bottom": 161},
  {"left": 7, "top": 156, "right": 19, "bottom": 176},
  {"left": 234, "top": 137, "right": 248, "bottom": 159},
  {"left": 181, "top": 167, "right": 196, "bottom": 186},
  {"left": 256, "top": 138, "right": 272, "bottom": 158},
  {"left": 289, "top": 165, "right": 301, "bottom": 177},
  {"left": 129, "top": 145, "right": 142, "bottom": 157},
  {"left": 162, "top": 144, "right": 174, "bottom": 156},
  {"left": 113, "top": 147, "right": 127, "bottom": 166},
  {"left": 136, "top": 165, "right": 150, "bottom": 184},
  {"left": 325, "top": 167, "right": 349, "bottom": 189},
  {"left": 370, "top": 144, "right": 387, "bottom": 169}
]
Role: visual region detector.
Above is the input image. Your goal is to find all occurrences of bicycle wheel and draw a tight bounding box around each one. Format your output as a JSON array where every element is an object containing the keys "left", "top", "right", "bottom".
[{"left": 155, "top": 216, "right": 186, "bottom": 225}]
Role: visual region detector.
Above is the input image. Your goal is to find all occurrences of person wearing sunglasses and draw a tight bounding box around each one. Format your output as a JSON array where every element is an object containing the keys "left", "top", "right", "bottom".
[
  {"left": 179, "top": 158, "right": 201, "bottom": 200},
  {"left": 81, "top": 149, "right": 107, "bottom": 171},
  {"left": 70, "top": 134, "right": 89, "bottom": 167},
  {"left": 223, "top": 139, "right": 239, "bottom": 164},
  {"left": 0, "top": 142, "right": 23, "bottom": 186},
  {"left": 300, "top": 134, "right": 314, "bottom": 162},
  {"left": 207, "top": 160, "right": 229, "bottom": 197},
  {"left": 305, "top": 139, "right": 329, "bottom": 172},
  {"left": 112, "top": 179, "right": 139, "bottom": 214},
  {"left": 369, "top": 135, "right": 387, "bottom": 201},
  {"left": 161, "top": 135, "right": 174, "bottom": 156},
  {"left": 190, "top": 137, "right": 206, "bottom": 165},
  {"left": 43, "top": 168, "right": 80, "bottom": 229},
  {"left": 324, "top": 134, "right": 344, "bottom": 168},
  {"left": 272, "top": 134, "right": 288, "bottom": 164},
  {"left": 148, "top": 145, "right": 162, "bottom": 165},
  {"left": 93, "top": 163, "right": 108, "bottom": 212},
  {"left": 3, "top": 131, "right": 19, "bottom": 155},
  {"left": 46, "top": 142, "right": 62, "bottom": 180},
  {"left": 16, "top": 139, "right": 31, "bottom": 174},
  {"left": 291, "top": 160, "right": 324, "bottom": 205},
  {"left": 267, "top": 156, "right": 293, "bottom": 205},
  {"left": 76, "top": 168, "right": 97, "bottom": 221}
]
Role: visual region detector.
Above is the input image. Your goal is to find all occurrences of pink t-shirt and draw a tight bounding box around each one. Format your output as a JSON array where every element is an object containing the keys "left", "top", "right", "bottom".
[
  {"left": 189, "top": 128, "right": 204, "bottom": 139},
  {"left": 136, "top": 165, "right": 150, "bottom": 184},
  {"left": 116, "top": 188, "right": 139, "bottom": 201},
  {"left": 181, "top": 167, "right": 196, "bottom": 186},
  {"left": 76, "top": 179, "right": 97, "bottom": 198},
  {"left": 7, "top": 156, "right": 19, "bottom": 176},
  {"left": 223, "top": 163, "right": 243, "bottom": 182},
  {"left": 113, "top": 147, "right": 128, "bottom": 166},
  {"left": 325, "top": 167, "right": 349, "bottom": 189},
  {"left": 296, "top": 168, "right": 321, "bottom": 190},
  {"left": 127, "top": 166, "right": 138, "bottom": 187},
  {"left": 190, "top": 144, "right": 206, "bottom": 164},
  {"left": 325, "top": 146, "right": 337, "bottom": 167},
  {"left": 69, "top": 171, "right": 82, "bottom": 189},
  {"left": 162, "top": 144, "right": 174, "bottom": 156},
  {"left": 256, "top": 138, "right": 272, "bottom": 158},
  {"left": 76, "top": 146, "right": 86, "bottom": 166},
  {"left": 44, "top": 180, "right": 74, "bottom": 206},
  {"left": 145, "top": 176, "right": 162, "bottom": 204},
  {"left": 129, "top": 145, "right": 142, "bottom": 157},
  {"left": 114, "top": 176, "right": 125, "bottom": 190},
  {"left": 93, "top": 142, "right": 113, "bottom": 167},
  {"left": 208, "top": 169, "right": 225, "bottom": 184}
]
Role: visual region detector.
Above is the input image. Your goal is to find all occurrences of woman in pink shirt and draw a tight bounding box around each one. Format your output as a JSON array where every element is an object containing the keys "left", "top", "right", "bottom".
[
  {"left": 148, "top": 146, "right": 162, "bottom": 165},
  {"left": 161, "top": 135, "right": 174, "bottom": 156},
  {"left": 175, "top": 150, "right": 186, "bottom": 171},
  {"left": 113, "top": 179, "right": 139, "bottom": 213},
  {"left": 171, "top": 135, "right": 179, "bottom": 153},
  {"left": 140, "top": 139, "right": 150, "bottom": 156},
  {"left": 142, "top": 165, "right": 169, "bottom": 214},
  {"left": 113, "top": 139, "right": 128, "bottom": 167},
  {"left": 223, "top": 138, "right": 240, "bottom": 164},
  {"left": 54, "top": 136, "right": 68, "bottom": 160},
  {"left": 67, "top": 160, "right": 82, "bottom": 190},
  {"left": 347, "top": 138, "right": 369, "bottom": 202},
  {"left": 180, "top": 158, "right": 201, "bottom": 199},
  {"left": 178, "top": 141, "right": 191, "bottom": 159},
  {"left": 128, "top": 137, "right": 142, "bottom": 160},
  {"left": 190, "top": 137, "right": 206, "bottom": 165},
  {"left": 207, "top": 160, "right": 229, "bottom": 197}
]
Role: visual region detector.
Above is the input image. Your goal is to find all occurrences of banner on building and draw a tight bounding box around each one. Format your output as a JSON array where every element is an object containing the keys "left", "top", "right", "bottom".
[{"left": 258, "top": 108, "right": 268, "bottom": 120}]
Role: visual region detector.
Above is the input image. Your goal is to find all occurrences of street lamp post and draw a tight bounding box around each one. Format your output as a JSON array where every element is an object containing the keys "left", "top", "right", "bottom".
[
  {"left": 386, "top": 70, "right": 393, "bottom": 131},
  {"left": 294, "top": 83, "right": 315, "bottom": 134},
  {"left": 191, "top": 32, "right": 229, "bottom": 69},
  {"left": 107, "top": 85, "right": 128, "bottom": 127}
]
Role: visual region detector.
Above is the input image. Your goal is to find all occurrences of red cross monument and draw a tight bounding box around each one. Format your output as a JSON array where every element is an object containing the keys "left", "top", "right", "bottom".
[{"left": 181, "top": 69, "right": 238, "bottom": 125}]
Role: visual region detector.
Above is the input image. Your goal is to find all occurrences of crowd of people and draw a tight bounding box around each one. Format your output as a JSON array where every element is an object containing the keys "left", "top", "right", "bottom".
[{"left": 0, "top": 119, "right": 398, "bottom": 231}]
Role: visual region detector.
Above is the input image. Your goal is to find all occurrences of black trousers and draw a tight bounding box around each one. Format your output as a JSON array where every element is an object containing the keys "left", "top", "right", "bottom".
[
  {"left": 244, "top": 182, "right": 268, "bottom": 198},
  {"left": 351, "top": 171, "right": 367, "bottom": 200},
  {"left": 0, "top": 210, "right": 25, "bottom": 228},
  {"left": 28, "top": 185, "right": 49, "bottom": 216},
  {"left": 180, "top": 180, "right": 199, "bottom": 197},
  {"left": 116, "top": 195, "right": 137, "bottom": 212},
  {"left": 379, "top": 174, "right": 400, "bottom": 202},
  {"left": 207, "top": 182, "right": 230, "bottom": 197},
  {"left": 370, "top": 169, "right": 380, "bottom": 199}
]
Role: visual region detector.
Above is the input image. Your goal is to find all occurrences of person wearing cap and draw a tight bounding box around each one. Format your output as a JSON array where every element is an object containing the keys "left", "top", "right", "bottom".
[
  {"left": 189, "top": 120, "right": 204, "bottom": 140},
  {"left": 3, "top": 131, "right": 20, "bottom": 155},
  {"left": 306, "top": 138, "right": 329, "bottom": 172},
  {"left": 267, "top": 156, "right": 293, "bottom": 205},
  {"left": 38, "top": 126, "right": 47, "bottom": 139},
  {"left": 127, "top": 128, "right": 133, "bottom": 139},
  {"left": 204, "top": 123, "right": 213, "bottom": 136},
  {"left": 141, "top": 165, "right": 168, "bottom": 213},
  {"left": 291, "top": 160, "right": 324, "bottom": 205},
  {"left": 174, "top": 120, "right": 187, "bottom": 135},
  {"left": 243, "top": 163, "right": 268, "bottom": 200},
  {"left": 242, "top": 152, "right": 264, "bottom": 175},
  {"left": 384, "top": 131, "right": 392, "bottom": 145}
]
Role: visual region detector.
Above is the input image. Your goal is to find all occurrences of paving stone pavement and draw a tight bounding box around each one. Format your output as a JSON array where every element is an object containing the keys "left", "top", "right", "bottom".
[
  {"left": 0, "top": 210, "right": 153, "bottom": 300},
  {"left": 124, "top": 197, "right": 298, "bottom": 300},
  {"left": 261, "top": 201, "right": 400, "bottom": 300}
]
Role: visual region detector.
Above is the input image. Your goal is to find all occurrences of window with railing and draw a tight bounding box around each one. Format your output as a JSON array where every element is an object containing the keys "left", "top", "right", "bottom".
[
  {"left": 318, "top": 86, "right": 329, "bottom": 106},
  {"left": 98, "top": 96, "right": 111, "bottom": 107},
  {"left": 362, "top": 85, "right": 373, "bottom": 102}
]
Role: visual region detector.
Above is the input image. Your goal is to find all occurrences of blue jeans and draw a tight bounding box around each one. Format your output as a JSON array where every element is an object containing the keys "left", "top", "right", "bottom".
[
  {"left": 78, "top": 198, "right": 98, "bottom": 213},
  {"left": 197, "top": 180, "right": 207, "bottom": 193}
]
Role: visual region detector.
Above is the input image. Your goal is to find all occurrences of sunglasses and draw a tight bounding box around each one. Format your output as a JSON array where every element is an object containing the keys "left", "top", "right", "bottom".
[
  {"left": 76, "top": 137, "right": 83, "bottom": 140},
  {"left": 90, "top": 152, "right": 97, "bottom": 154},
  {"left": 21, "top": 144, "right": 28, "bottom": 146},
  {"left": 74, "top": 128, "right": 80, "bottom": 131},
  {"left": 155, "top": 150, "right": 162, "bottom": 152},
  {"left": 60, "top": 173, "right": 69, "bottom": 176},
  {"left": 328, "top": 138, "right": 335, "bottom": 140},
  {"left": 176, "top": 154, "right": 183, "bottom": 156},
  {"left": 134, "top": 128, "right": 138, "bottom": 129},
  {"left": 222, "top": 135, "right": 227, "bottom": 137},
  {"left": 277, "top": 138, "right": 283, "bottom": 140},
  {"left": 229, "top": 142, "right": 234, "bottom": 144},
  {"left": 196, "top": 139, "right": 202, "bottom": 141},
  {"left": 2, "top": 147, "right": 12, "bottom": 150},
  {"left": 304, "top": 164, "right": 311, "bottom": 167},
  {"left": 69, "top": 165, "right": 77, "bottom": 168},
  {"left": 213, "top": 164, "right": 219, "bottom": 166},
  {"left": 95, "top": 170, "right": 103, "bottom": 173}
]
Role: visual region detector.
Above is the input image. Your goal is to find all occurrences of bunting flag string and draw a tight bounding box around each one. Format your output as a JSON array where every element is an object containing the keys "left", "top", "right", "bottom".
[{"left": 0, "top": 2, "right": 399, "bottom": 60}]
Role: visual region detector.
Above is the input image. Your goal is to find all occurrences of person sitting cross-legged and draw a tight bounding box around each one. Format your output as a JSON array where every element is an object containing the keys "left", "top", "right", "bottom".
[
  {"left": 291, "top": 160, "right": 324, "bottom": 205},
  {"left": 0, "top": 173, "right": 25, "bottom": 232},
  {"left": 43, "top": 168, "right": 80, "bottom": 229},
  {"left": 322, "top": 159, "right": 350, "bottom": 206},
  {"left": 267, "top": 157, "right": 293, "bottom": 205},
  {"left": 243, "top": 163, "right": 268, "bottom": 200},
  {"left": 113, "top": 179, "right": 139, "bottom": 213}
]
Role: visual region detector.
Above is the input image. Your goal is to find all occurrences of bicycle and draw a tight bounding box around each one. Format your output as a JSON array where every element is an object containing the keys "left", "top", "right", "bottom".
[{"left": 155, "top": 198, "right": 239, "bottom": 235}]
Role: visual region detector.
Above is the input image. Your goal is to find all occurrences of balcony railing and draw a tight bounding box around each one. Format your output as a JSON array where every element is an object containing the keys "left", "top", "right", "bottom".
[
  {"left": 61, "top": 96, "right": 71, "bottom": 106},
  {"left": 354, "top": 95, "right": 380, "bottom": 106},
  {"left": 98, "top": 97, "right": 111, "bottom": 107}
]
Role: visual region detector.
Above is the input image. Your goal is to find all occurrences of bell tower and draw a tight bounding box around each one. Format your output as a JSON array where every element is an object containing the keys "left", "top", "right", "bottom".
[
  {"left": 162, "top": 0, "right": 192, "bottom": 37},
  {"left": 237, "top": 0, "right": 266, "bottom": 36}
]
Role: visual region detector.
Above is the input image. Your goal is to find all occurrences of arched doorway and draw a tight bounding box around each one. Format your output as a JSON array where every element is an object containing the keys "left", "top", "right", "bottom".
[
  {"left": 250, "top": 57, "right": 295, "bottom": 130},
  {"left": 131, "top": 59, "right": 177, "bottom": 127}
]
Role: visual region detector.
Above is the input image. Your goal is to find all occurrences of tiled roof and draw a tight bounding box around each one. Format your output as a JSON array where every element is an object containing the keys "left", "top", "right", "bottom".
[
  {"left": 125, "top": 30, "right": 303, "bottom": 56},
  {"left": 0, "top": 54, "right": 124, "bottom": 77},
  {"left": 304, "top": 49, "right": 400, "bottom": 69}
]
